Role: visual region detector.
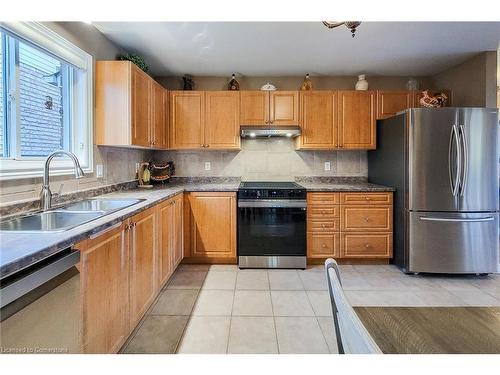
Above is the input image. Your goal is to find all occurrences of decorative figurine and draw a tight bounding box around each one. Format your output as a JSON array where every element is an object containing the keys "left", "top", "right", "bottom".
[
  {"left": 228, "top": 74, "right": 240, "bottom": 91},
  {"left": 260, "top": 82, "right": 277, "bottom": 91},
  {"left": 419, "top": 90, "right": 448, "bottom": 108},
  {"left": 355, "top": 74, "right": 368, "bottom": 90},
  {"left": 406, "top": 78, "right": 419, "bottom": 91},
  {"left": 300, "top": 74, "right": 313, "bottom": 91},
  {"left": 182, "top": 75, "right": 194, "bottom": 90}
]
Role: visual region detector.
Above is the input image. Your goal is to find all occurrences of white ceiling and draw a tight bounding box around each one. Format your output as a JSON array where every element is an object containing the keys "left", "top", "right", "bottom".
[{"left": 92, "top": 22, "right": 500, "bottom": 77}]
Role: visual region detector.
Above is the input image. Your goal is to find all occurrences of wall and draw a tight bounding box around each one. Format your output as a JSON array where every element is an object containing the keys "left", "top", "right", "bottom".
[
  {"left": 431, "top": 51, "right": 498, "bottom": 107},
  {"left": 155, "top": 139, "right": 367, "bottom": 181},
  {"left": 157, "top": 75, "right": 433, "bottom": 91},
  {"left": 0, "top": 22, "right": 151, "bottom": 206}
]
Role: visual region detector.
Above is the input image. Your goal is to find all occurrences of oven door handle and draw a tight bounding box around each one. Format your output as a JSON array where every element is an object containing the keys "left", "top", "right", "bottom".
[{"left": 238, "top": 199, "right": 307, "bottom": 208}]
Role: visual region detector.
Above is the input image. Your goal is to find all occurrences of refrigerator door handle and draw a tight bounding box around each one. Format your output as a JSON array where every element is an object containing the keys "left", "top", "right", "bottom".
[
  {"left": 420, "top": 216, "right": 495, "bottom": 223},
  {"left": 458, "top": 124, "right": 468, "bottom": 196},
  {"left": 448, "top": 124, "right": 461, "bottom": 196}
]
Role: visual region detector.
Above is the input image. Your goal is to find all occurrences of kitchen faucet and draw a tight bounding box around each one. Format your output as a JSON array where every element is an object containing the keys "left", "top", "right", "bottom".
[{"left": 40, "top": 150, "right": 85, "bottom": 211}]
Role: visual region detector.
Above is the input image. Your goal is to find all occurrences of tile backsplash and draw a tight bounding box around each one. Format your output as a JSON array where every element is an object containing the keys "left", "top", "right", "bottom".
[{"left": 155, "top": 138, "right": 367, "bottom": 181}]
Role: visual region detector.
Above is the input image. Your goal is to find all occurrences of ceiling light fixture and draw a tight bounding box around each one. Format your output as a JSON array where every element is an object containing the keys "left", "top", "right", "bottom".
[{"left": 322, "top": 21, "right": 362, "bottom": 37}]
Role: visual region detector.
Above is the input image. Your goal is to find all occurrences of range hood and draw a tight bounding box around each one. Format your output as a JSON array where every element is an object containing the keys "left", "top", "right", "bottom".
[{"left": 240, "top": 125, "right": 301, "bottom": 138}]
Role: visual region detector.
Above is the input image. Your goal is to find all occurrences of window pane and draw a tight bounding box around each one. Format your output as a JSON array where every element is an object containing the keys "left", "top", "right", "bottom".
[
  {"left": 18, "top": 40, "right": 70, "bottom": 157},
  {"left": 0, "top": 31, "right": 4, "bottom": 157}
]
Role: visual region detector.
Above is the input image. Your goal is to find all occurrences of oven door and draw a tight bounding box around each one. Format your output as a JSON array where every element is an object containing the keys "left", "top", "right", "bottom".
[{"left": 238, "top": 199, "right": 307, "bottom": 258}]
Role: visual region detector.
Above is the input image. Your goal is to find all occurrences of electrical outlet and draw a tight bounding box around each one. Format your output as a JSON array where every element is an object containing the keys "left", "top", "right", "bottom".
[
  {"left": 135, "top": 162, "right": 140, "bottom": 173},
  {"left": 204, "top": 162, "right": 211, "bottom": 171},
  {"left": 324, "top": 161, "right": 331, "bottom": 171},
  {"left": 96, "top": 164, "right": 104, "bottom": 178}
]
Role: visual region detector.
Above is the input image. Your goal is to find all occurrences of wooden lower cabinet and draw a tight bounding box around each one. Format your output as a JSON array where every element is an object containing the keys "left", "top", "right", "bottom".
[
  {"left": 307, "top": 192, "right": 393, "bottom": 260},
  {"left": 308, "top": 233, "right": 340, "bottom": 258},
  {"left": 129, "top": 207, "right": 157, "bottom": 328},
  {"left": 79, "top": 222, "right": 130, "bottom": 354},
  {"left": 340, "top": 233, "right": 392, "bottom": 258},
  {"left": 184, "top": 192, "right": 237, "bottom": 262},
  {"left": 158, "top": 193, "right": 184, "bottom": 288},
  {"left": 79, "top": 196, "right": 187, "bottom": 353}
]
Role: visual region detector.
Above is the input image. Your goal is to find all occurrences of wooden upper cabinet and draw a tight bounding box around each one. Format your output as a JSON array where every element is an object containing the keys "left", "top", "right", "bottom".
[
  {"left": 270, "top": 91, "right": 299, "bottom": 126},
  {"left": 338, "top": 90, "right": 376, "bottom": 149},
  {"left": 297, "top": 91, "right": 337, "bottom": 149},
  {"left": 204, "top": 91, "right": 240, "bottom": 149},
  {"left": 240, "top": 91, "right": 269, "bottom": 125},
  {"left": 129, "top": 207, "right": 157, "bottom": 328},
  {"left": 95, "top": 61, "right": 167, "bottom": 149},
  {"left": 184, "top": 192, "right": 236, "bottom": 261},
  {"left": 80, "top": 222, "right": 130, "bottom": 354},
  {"left": 169, "top": 91, "right": 205, "bottom": 149},
  {"left": 377, "top": 91, "right": 413, "bottom": 119},
  {"left": 152, "top": 82, "right": 168, "bottom": 148},
  {"left": 131, "top": 67, "right": 151, "bottom": 147}
]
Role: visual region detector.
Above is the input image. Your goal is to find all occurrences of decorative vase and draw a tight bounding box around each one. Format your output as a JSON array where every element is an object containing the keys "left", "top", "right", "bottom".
[
  {"left": 354, "top": 74, "right": 368, "bottom": 91},
  {"left": 355, "top": 75, "right": 368, "bottom": 90},
  {"left": 300, "top": 74, "right": 313, "bottom": 91},
  {"left": 261, "top": 83, "right": 277, "bottom": 91},
  {"left": 406, "top": 78, "right": 419, "bottom": 90},
  {"left": 228, "top": 74, "right": 240, "bottom": 91},
  {"left": 182, "top": 75, "right": 194, "bottom": 90}
]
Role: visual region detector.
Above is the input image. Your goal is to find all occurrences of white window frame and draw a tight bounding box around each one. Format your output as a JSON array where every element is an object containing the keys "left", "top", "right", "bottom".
[{"left": 0, "top": 22, "right": 93, "bottom": 180}]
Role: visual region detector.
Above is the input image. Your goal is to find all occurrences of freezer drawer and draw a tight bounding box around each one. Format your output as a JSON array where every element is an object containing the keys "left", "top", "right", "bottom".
[{"left": 408, "top": 212, "right": 499, "bottom": 274}]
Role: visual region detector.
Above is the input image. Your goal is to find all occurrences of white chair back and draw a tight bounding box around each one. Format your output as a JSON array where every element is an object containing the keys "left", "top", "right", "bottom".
[{"left": 325, "top": 258, "right": 382, "bottom": 354}]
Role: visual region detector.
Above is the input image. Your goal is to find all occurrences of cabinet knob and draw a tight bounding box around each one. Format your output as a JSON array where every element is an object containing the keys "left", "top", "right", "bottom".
[
  {"left": 365, "top": 244, "right": 371, "bottom": 248},
  {"left": 321, "top": 224, "right": 326, "bottom": 228},
  {"left": 365, "top": 197, "right": 370, "bottom": 200},
  {"left": 321, "top": 244, "right": 327, "bottom": 248},
  {"left": 334, "top": 144, "right": 338, "bottom": 147}
]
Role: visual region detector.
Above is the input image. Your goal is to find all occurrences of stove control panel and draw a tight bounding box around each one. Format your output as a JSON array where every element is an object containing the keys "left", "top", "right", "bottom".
[{"left": 238, "top": 189, "right": 306, "bottom": 200}]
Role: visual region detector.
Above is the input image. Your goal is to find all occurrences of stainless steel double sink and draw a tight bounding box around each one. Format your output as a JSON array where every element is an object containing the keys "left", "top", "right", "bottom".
[{"left": 0, "top": 198, "right": 145, "bottom": 233}]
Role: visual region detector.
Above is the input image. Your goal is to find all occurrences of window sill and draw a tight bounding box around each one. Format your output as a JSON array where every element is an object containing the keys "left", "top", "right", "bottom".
[{"left": 0, "top": 160, "right": 94, "bottom": 181}]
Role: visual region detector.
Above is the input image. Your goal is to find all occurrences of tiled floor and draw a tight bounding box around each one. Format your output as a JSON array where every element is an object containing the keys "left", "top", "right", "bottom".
[{"left": 121, "top": 264, "right": 500, "bottom": 354}]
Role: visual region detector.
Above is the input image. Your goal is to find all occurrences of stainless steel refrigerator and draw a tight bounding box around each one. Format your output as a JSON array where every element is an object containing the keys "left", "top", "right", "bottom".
[{"left": 368, "top": 108, "right": 499, "bottom": 274}]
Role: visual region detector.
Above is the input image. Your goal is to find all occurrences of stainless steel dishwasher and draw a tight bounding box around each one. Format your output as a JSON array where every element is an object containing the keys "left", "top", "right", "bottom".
[{"left": 0, "top": 249, "right": 81, "bottom": 354}]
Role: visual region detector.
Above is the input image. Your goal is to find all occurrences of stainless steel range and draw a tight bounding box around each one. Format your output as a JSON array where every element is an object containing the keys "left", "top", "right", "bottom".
[{"left": 237, "top": 182, "right": 307, "bottom": 269}]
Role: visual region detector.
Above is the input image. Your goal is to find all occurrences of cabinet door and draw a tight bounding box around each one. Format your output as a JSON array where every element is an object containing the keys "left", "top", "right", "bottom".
[
  {"left": 170, "top": 91, "right": 204, "bottom": 149},
  {"left": 340, "top": 233, "right": 392, "bottom": 258},
  {"left": 152, "top": 83, "right": 168, "bottom": 149},
  {"left": 307, "top": 233, "right": 340, "bottom": 258},
  {"left": 80, "top": 222, "right": 129, "bottom": 354},
  {"left": 205, "top": 91, "right": 240, "bottom": 149},
  {"left": 270, "top": 91, "right": 299, "bottom": 126},
  {"left": 376, "top": 91, "right": 413, "bottom": 119},
  {"left": 185, "top": 192, "right": 236, "bottom": 259},
  {"left": 158, "top": 199, "right": 174, "bottom": 287},
  {"left": 131, "top": 67, "right": 151, "bottom": 147},
  {"left": 298, "top": 91, "right": 336, "bottom": 149},
  {"left": 129, "top": 207, "right": 157, "bottom": 327},
  {"left": 338, "top": 90, "right": 376, "bottom": 149},
  {"left": 240, "top": 91, "right": 269, "bottom": 125},
  {"left": 172, "top": 193, "right": 184, "bottom": 268}
]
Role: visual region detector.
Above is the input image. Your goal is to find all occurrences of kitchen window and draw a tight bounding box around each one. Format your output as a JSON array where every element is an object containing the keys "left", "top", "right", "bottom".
[{"left": 0, "top": 22, "right": 93, "bottom": 179}]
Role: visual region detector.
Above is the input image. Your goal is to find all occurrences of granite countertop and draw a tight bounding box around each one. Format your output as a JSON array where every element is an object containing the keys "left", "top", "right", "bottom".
[
  {"left": 294, "top": 177, "right": 395, "bottom": 192},
  {"left": 0, "top": 179, "right": 240, "bottom": 279},
  {"left": 0, "top": 176, "right": 394, "bottom": 279}
]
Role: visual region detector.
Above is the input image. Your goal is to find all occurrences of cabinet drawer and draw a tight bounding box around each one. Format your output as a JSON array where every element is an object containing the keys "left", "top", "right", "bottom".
[
  {"left": 308, "top": 206, "right": 340, "bottom": 219},
  {"left": 340, "top": 192, "right": 392, "bottom": 205},
  {"left": 341, "top": 206, "right": 392, "bottom": 232},
  {"left": 307, "top": 233, "right": 340, "bottom": 258},
  {"left": 341, "top": 233, "right": 392, "bottom": 258},
  {"left": 308, "top": 219, "right": 340, "bottom": 232},
  {"left": 307, "top": 192, "right": 340, "bottom": 205}
]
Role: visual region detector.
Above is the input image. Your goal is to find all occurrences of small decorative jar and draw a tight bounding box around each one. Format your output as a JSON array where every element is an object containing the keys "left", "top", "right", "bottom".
[
  {"left": 355, "top": 74, "right": 368, "bottom": 90},
  {"left": 406, "top": 78, "right": 419, "bottom": 90}
]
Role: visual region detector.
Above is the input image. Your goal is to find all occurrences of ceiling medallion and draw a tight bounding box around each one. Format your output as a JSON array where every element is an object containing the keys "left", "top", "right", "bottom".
[{"left": 322, "top": 21, "right": 362, "bottom": 37}]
